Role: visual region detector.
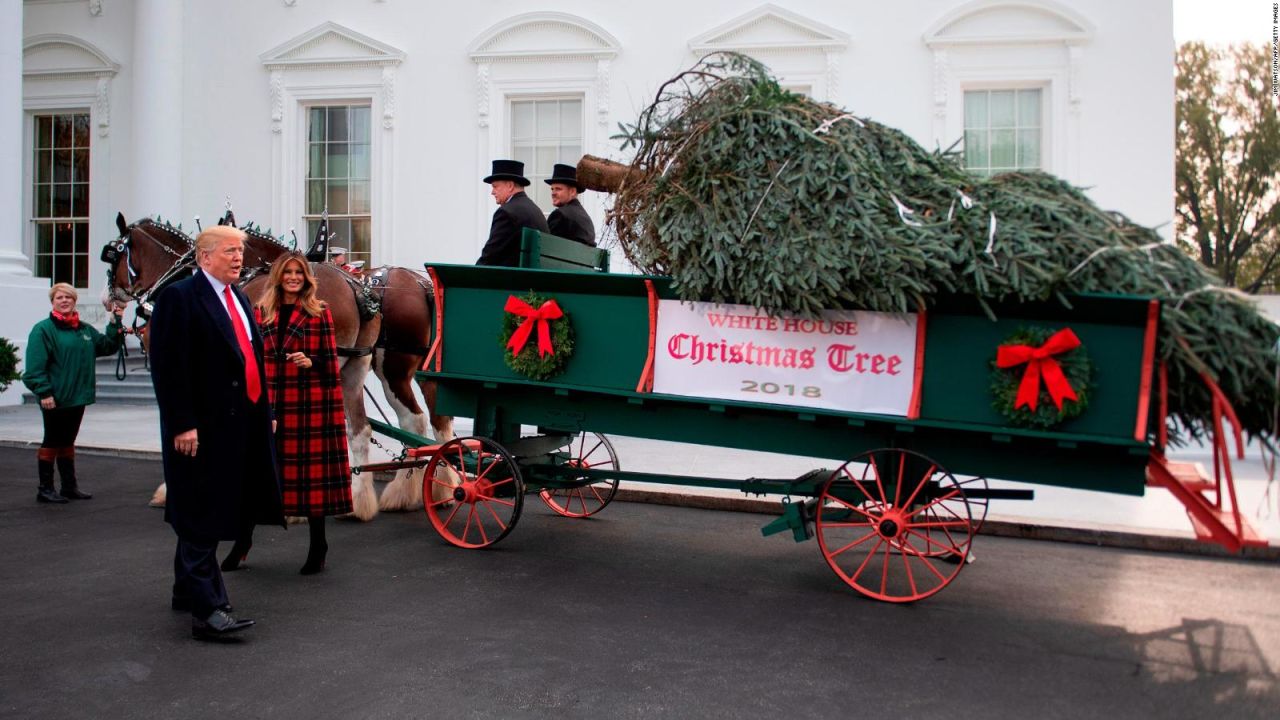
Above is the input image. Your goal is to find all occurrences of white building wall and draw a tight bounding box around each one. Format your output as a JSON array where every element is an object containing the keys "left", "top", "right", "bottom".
[{"left": 18, "top": 0, "right": 1176, "bottom": 289}]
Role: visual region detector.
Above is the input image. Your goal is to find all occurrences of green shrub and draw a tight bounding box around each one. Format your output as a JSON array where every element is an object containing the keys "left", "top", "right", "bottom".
[{"left": 0, "top": 337, "right": 20, "bottom": 394}]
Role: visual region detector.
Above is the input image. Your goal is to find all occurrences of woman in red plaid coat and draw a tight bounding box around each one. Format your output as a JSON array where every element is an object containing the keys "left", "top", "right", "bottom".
[{"left": 244, "top": 252, "right": 353, "bottom": 574}]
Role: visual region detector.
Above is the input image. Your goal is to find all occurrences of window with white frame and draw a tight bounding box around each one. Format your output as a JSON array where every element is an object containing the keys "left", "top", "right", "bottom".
[
  {"left": 963, "top": 89, "right": 1042, "bottom": 177},
  {"left": 31, "top": 112, "right": 91, "bottom": 287},
  {"left": 303, "top": 105, "right": 372, "bottom": 265},
  {"left": 509, "top": 98, "right": 582, "bottom": 212}
]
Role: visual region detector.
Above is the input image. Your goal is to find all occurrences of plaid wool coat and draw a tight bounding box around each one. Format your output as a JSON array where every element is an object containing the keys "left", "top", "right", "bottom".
[{"left": 257, "top": 304, "right": 353, "bottom": 517}]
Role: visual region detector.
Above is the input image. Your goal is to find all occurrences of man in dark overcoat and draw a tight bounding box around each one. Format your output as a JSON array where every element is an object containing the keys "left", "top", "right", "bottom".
[
  {"left": 149, "top": 224, "right": 284, "bottom": 641},
  {"left": 476, "top": 159, "right": 550, "bottom": 267},
  {"left": 545, "top": 163, "right": 596, "bottom": 247}
]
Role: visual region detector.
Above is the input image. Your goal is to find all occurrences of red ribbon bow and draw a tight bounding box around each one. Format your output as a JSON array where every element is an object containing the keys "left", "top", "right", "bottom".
[
  {"left": 995, "top": 328, "right": 1081, "bottom": 412},
  {"left": 505, "top": 296, "right": 563, "bottom": 358}
]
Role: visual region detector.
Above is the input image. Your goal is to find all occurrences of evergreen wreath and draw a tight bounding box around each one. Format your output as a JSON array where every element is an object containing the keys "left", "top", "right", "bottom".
[
  {"left": 499, "top": 291, "right": 574, "bottom": 381},
  {"left": 990, "top": 326, "right": 1092, "bottom": 429}
]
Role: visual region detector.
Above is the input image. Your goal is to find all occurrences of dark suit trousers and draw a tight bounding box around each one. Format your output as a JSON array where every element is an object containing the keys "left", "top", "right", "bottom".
[{"left": 172, "top": 537, "right": 229, "bottom": 618}]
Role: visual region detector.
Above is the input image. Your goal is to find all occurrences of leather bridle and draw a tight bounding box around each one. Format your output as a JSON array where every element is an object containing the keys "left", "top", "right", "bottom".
[{"left": 101, "top": 222, "right": 196, "bottom": 319}]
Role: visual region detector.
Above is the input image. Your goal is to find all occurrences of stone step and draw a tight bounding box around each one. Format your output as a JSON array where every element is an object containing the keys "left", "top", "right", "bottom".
[
  {"left": 96, "top": 370, "right": 151, "bottom": 382},
  {"left": 96, "top": 353, "right": 149, "bottom": 367},
  {"left": 21, "top": 351, "right": 157, "bottom": 406},
  {"left": 95, "top": 382, "right": 155, "bottom": 394},
  {"left": 25, "top": 389, "right": 155, "bottom": 402},
  {"left": 23, "top": 391, "right": 157, "bottom": 405}
]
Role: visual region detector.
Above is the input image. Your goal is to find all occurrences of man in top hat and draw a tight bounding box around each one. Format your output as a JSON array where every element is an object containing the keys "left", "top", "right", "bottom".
[
  {"left": 477, "top": 159, "right": 550, "bottom": 267},
  {"left": 328, "top": 246, "right": 358, "bottom": 274},
  {"left": 545, "top": 163, "right": 596, "bottom": 247}
]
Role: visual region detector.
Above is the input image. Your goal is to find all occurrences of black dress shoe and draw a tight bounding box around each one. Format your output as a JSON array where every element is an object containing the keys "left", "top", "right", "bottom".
[
  {"left": 171, "top": 597, "right": 232, "bottom": 613},
  {"left": 191, "top": 609, "right": 254, "bottom": 641}
]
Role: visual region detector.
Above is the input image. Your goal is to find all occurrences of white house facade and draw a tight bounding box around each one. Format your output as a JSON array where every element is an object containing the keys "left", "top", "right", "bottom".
[{"left": 2, "top": 0, "right": 1175, "bottom": 387}]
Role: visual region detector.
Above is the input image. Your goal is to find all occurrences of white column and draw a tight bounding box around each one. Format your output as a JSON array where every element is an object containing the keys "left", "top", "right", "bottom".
[
  {"left": 131, "top": 0, "right": 183, "bottom": 218},
  {"left": 0, "top": 0, "right": 51, "bottom": 405},
  {"left": 0, "top": 0, "right": 30, "bottom": 278}
]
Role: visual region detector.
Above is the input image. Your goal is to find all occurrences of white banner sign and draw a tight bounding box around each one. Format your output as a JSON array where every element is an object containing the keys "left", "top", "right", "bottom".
[{"left": 653, "top": 301, "right": 921, "bottom": 417}]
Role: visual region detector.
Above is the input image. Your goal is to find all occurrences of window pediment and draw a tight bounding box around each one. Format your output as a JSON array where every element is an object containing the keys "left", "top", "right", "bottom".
[
  {"left": 689, "top": 4, "right": 848, "bottom": 53},
  {"left": 924, "top": 0, "right": 1094, "bottom": 47},
  {"left": 260, "top": 21, "right": 404, "bottom": 69},
  {"left": 469, "top": 12, "right": 619, "bottom": 61},
  {"left": 23, "top": 34, "right": 119, "bottom": 78}
]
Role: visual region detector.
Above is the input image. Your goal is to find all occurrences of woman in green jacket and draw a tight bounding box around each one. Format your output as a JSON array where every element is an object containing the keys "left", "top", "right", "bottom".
[{"left": 22, "top": 282, "right": 124, "bottom": 503}]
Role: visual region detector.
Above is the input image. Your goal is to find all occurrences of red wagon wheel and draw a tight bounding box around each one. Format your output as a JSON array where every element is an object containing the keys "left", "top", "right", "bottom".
[
  {"left": 919, "top": 474, "right": 989, "bottom": 562},
  {"left": 421, "top": 436, "right": 524, "bottom": 548},
  {"left": 539, "top": 431, "right": 620, "bottom": 518},
  {"left": 815, "top": 448, "right": 975, "bottom": 603}
]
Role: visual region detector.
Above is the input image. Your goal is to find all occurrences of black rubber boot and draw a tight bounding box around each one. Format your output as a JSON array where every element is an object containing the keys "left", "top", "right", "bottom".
[
  {"left": 57, "top": 452, "right": 93, "bottom": 500},
  {"left": 37, "top": 457, "right": 67, "bottom": 504}
]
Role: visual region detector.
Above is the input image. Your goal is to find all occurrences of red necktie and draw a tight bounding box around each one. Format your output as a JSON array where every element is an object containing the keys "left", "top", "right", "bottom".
[{"left": 222, "top": 285, "right": 261, "bottom": 403}]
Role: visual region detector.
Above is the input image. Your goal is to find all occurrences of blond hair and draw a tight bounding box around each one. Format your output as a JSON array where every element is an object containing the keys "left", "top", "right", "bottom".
[
  {"left": 256, "top": 252, "right": 325, "bottom": 323},
  {"left": 48, "top": 282, "right": 78, "bottom": 302},
  {"left": 196, "top": 225, "right": 247, "bottom": 254}
]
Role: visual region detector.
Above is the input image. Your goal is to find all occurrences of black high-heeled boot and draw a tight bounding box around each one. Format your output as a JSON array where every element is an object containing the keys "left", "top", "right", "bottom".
[
  {"left": 300, "top": 517, "right": 327, "bottom": 575},
  {"left": 221, "top": 528, "right": 254, "bottom": 572}
]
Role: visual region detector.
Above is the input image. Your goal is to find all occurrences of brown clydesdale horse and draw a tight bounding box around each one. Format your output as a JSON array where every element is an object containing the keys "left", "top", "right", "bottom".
[{"left": 103, "top": 213, "right": 454, "bottom": 519}]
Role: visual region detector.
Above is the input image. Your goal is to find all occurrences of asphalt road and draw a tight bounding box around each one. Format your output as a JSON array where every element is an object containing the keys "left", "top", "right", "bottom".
[{"left": 0, "top": 447, "right": 1276, "bottom": 719}]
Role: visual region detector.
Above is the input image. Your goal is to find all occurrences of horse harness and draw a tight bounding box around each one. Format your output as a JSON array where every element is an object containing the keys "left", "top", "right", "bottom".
[
  {"left": 333, "top": 269, "right": 380, "bottom": 358},
  {"left": 367, "top": 267, "right": 433, "bottom": 357}
]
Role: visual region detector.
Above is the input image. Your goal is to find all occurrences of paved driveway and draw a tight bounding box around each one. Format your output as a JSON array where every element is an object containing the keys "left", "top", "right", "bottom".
[{"left": 0, "top": 448, "right": 1276, "bottom": 719}]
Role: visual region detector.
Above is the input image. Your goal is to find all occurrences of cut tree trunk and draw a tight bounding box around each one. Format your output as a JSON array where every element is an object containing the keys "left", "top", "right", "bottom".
[{"left": 576, "top": 155, "right": 634, "bottom": 194}]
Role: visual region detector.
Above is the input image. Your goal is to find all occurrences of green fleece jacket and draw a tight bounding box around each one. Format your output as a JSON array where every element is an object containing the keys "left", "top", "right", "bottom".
[{"left": 22, "top": 315, "right": 122, "bottom": 408}]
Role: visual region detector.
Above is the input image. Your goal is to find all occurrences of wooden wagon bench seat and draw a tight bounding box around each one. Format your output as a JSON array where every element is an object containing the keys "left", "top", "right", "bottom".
[{"left": 519, "top": 228, "right": 609, "bottom": 272}]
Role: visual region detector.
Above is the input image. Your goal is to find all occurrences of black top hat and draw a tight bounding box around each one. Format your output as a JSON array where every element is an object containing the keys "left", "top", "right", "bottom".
[
  {"left": 483, "top": 159, "right": 531, "bottom": 186},
  {"left": 544, "top": 163, "right": 584, "bottom": 192}
]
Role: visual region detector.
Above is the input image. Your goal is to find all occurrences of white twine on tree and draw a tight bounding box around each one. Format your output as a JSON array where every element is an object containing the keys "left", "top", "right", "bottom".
[
  {"left": 1066, "top": 241, "right": 1185, "bottom": 295},
  {"left": 984, "top": 212, "right": 999, "bottom": 267},
  {"left": 813, "top": 113, "right": 862, "bottom": 135},
  {"left": 946, "top": 189, "right": 976, "bottom": 222},
  {"left": 660, "top": 135, "right": 698, "bottom": 178},
  {"left": 890, "top": 193, "right": 923, "bottom": 227},
  {"left": 1066, "top": 242, "right": 1166, "bottom": 279},
  {"left": 1171, "top": 284, "right": 1253, "bottom": 311},
  {"left": 1154, "top": 270, "right": 1176, "bottom": 296},
  {"left": 741, "top": 158, "right": 793, "bottom": 242}
]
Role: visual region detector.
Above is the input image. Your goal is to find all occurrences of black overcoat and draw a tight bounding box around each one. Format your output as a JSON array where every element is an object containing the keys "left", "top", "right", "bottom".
[
  {"left": 547, "top": 198, "right": 596, "bottom": 246},
  {"left": 150, "top": 271, "right": 284, "bottom": 541},
  {"left": 477, "top": 191, "right": 550, "bottom": 267}
]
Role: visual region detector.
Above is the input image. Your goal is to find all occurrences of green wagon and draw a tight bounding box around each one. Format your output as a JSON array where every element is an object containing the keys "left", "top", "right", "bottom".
[{"left": 366, "top": 237, "right": 1264, "bottom": 603}]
